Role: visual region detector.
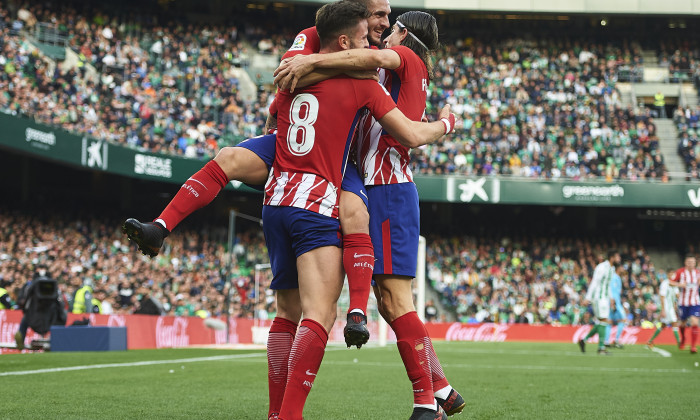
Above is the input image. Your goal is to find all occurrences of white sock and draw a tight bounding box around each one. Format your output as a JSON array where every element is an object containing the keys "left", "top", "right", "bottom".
[
  {"left": 413, "top": 403, "right": 435, "bottom": 410},
  {"left": 349, "top": 308, "right": 365, "bottom": 316},
  {"left": 434, "top": 385, "right": 453, "bottom": 400}
]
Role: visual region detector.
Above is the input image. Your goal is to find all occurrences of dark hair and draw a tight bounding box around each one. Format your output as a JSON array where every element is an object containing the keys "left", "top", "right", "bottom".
[
  {"left": 395, "top": 11, "right": 439, "bottom": 80},
  {"left": 315, "top": 0, "right": 371, "bottom": 48},
  {"left": 607, "top": 250, "right": 618, "bottom": 260}
]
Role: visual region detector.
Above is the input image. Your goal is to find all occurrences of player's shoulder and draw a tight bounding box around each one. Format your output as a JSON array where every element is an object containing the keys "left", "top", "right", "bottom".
[{"left": 288, "top": 27, "right": 319, "bottom": 52}]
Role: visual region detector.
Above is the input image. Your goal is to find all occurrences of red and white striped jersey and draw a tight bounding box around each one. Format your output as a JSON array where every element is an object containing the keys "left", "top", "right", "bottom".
[
  {"left": 672, "top": 267, "right": 700, "bottom": 306},
  {"left": 356, "top": 45, "right": 429, "bottom": 186},
  {"left": 264, "top": 76, "right": 396, "bottom": 219}
]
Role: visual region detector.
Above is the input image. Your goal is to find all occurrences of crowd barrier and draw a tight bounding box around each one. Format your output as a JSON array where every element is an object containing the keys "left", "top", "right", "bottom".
[{"left": 0, "top": 310, "right": 678, "bottom": 353}]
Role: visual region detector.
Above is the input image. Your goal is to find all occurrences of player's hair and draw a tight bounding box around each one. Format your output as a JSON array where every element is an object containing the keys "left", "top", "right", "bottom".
[
  {"left": 315, "top": 0, "right": 371, "bottom": 48},
  {"left": 395, "top": 11, "right": 439, "bottom": 80},
  {"left": 685, "top": 254, "right": 696, "bottom": 261},
  {"left": 607, "top": 250, "right": 618, "bottom": 260}
]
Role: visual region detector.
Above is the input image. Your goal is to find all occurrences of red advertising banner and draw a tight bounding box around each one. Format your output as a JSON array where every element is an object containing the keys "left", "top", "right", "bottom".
[
  {"left": 0, "top": 309, "right": 679, "bottom": 354},
  {"left": 0, "top": 310, "right": 258, "bottom": 353},
  {"left": 423, "top": 322, "right": 678, "bottom": 346}
]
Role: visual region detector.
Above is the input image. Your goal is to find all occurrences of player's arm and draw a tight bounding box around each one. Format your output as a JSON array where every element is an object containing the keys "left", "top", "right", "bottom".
[
  {"left": 275, "top": 49, "right": 400, "bottom": 91},
  {"left": 377, "top": 104, "right": 456, "bottom": 148},
  {"left": 264, "top": 97, "right": 279, "bottom": 134}
]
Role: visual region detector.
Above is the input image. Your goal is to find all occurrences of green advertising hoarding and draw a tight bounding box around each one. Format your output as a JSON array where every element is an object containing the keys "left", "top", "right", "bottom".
[{"left": 2, "top": 113, "right": 700, "bottom": 208}]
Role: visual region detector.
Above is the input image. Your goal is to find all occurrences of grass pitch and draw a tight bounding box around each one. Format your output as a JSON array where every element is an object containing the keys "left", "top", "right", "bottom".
[{"left": 1, "top": 342, "right": 698, "bottom": 419}]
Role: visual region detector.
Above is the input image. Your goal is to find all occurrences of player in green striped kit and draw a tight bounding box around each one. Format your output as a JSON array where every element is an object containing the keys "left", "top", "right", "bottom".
[
  {"left": 646, "top": 273, "right": 681, "bottom": 348},
  {"left": 578, "top": 250, "right": 621, "bottom": 355}
]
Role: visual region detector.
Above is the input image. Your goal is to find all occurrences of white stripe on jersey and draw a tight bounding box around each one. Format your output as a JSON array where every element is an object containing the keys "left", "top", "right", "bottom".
[
  {"left": 679, "top": 269, "right": 700, "bottom": 306},
  {"left": 268, "top": 171, "right": 291, "bottom": 206},
  {"left": 290, "top": 173, "right": 318, "bottom": 209},
  {"left": 318, "top": 183, "right": 337, "bottom": 217}
]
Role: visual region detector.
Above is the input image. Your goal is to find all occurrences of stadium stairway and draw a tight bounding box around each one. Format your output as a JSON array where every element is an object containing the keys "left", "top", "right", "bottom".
[
  {"left": 426, "top": 283, "right": 457, "bottom": 322},
  {"left": 646, "top": 248, "right": 682, "bottom": 273},
  {"left": 655, "top": 119, "right": 685, "bottom": 177}
]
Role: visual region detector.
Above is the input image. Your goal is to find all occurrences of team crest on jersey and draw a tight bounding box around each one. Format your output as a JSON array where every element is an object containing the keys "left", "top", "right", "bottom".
[{"left": 289, "top": 34, "right": 307, "bottom": 51}]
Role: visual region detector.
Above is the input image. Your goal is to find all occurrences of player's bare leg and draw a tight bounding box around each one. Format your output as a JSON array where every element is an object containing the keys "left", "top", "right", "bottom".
[
  {"left": 278, "top": 246, "right": 343, "bottom": 420},
  {"left": 123, "top": 146, "right": 269, "bottom": 257},
  {"left": 375, "top": 275, "right": 462, "bottom": 418},
  {"left": 267, "top": 289, "right": 302, "bottom": 420},
  {"left": 339, "top": 191, "right": 373, "bottom": 348}
]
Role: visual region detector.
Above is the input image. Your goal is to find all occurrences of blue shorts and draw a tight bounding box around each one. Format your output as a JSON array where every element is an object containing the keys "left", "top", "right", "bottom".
[
  {"left": 262, "top": 206, "right": 341, "bottom": 290},
  {"left": 366, "top": 183, "right": 419, "bottom": 277},
  {"left": 341, "top": 160, "right": 368, "bottom": 208},
  {"left": 235, "top": 134, "right": 276, "bottom": 191},
  {"left": 679, "top": 305, "right": 700, "bottom": 320}
]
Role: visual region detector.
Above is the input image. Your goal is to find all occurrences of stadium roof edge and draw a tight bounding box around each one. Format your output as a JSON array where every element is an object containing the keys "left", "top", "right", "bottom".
[{"left": 288, "top": 0, "right": 700, "bottom": 15}]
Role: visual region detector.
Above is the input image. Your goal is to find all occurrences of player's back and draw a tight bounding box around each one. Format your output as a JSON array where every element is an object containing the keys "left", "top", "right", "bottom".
[
  {"left": 265, "top": 76, "right": 394, "bottom": 218},
  {"left": 357, "top": 45, "right": 429, "bottom": 185}
]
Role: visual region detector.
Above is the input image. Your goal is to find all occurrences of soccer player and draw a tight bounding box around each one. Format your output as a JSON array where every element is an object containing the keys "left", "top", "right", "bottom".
[
  {"left": 605, "top": 264, "right": 626, "bottom": 348},
  {"left": 121, "top": 0, "right": 391, "bottom": 349},
  {"left": 647, "top": 272, "right": 681, "bottom": 348},
  {"left": 578, "top": 250, "right": 620, "bottom": 355},
  {"left": 671, "top": 255, "right": 700, "bottom": 353},
  {"left": 264, "top": 3, "right": 455, "bottom": 419},
  {"left": 275, "top": 11, "right": 465, "bottom": 418}
]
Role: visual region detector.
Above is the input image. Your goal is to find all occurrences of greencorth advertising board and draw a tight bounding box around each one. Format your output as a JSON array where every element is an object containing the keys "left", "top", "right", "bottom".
[{"left": 3, "top": 113, "right": 700, "bottom": 208}]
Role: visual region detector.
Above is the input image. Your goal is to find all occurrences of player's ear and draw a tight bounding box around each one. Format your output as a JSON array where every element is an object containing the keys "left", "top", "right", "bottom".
[{"left": 338, "top": 34, "right": 350, "bottom": 50}]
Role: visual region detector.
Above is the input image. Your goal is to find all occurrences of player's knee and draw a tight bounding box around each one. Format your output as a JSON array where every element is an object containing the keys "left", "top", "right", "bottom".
[
  {"left": 213, "top": 147, "right": 239, "bottom": 179},
  {"left": 339, "top": 198, "right": 369, "bottom": 234},
  {"left": 377, "top": 289, "right": 413, "bottom": 323}
]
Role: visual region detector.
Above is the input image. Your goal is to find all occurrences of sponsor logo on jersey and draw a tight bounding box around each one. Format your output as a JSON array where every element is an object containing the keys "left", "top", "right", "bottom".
[{"left": 289, "top": 34, "right": 307, "bottom": 51}]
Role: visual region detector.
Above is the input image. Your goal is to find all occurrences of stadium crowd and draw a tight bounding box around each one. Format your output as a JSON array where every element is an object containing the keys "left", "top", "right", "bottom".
[
  {"left": 0, "top": 207, "right": 684, "bottom": 329},
  {"left": 426, "top": 235, "right": 670, "bottom": 327},
  {"left": 0, "top": 208, "right": 273, "bottom": 319},
  {"left": 0, "top": 1, "right": 272, "bottom": 158},
  {"left": 0, "top": 1, "right": 673, "bottom": 181},
  {"left": 414, "top": 38, "right": 667, "bottom": 181},
  {"left": 674, "top": 105, "right": 700, "bottom": 179}
]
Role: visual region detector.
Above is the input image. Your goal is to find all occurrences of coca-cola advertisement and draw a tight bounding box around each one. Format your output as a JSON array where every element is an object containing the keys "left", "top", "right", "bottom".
[
  {"left": 424, "top": 322, "right": 678, "bottom": 345},
  {"left": 0, "top": 309, "right": 679, "bottom": 353}
]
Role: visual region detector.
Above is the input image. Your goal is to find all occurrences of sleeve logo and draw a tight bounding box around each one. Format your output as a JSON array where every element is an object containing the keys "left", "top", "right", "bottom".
[{"left": 289, "top": 34, "right": 307, "bottom": 51}]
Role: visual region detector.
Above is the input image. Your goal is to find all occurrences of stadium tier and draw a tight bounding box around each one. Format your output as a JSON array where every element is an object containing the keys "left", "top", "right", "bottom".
[
  {"left": 2, "top": 1, "right": 699, "bottom": 181},
  {"left": 1, "top": 0, "right": 700, "bottom": 336}
]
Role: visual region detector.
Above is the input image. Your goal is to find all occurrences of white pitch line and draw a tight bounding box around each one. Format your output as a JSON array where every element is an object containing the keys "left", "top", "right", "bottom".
[
  {"left": 650, "top": 347, "right": 672, "bottom": 357},
  {"left": 434, "top": 347, "right": 664, "bottom": 358},
  {"left": 0, "top": 352, "right": 266, "bottom": 377},
  {"left": 318, "top": 360, "right": 695, "bottom": 374}
]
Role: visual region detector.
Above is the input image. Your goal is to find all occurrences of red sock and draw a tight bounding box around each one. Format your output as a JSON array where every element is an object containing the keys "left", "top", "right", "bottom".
[
  {"left": 155, "top": 160, "right": 229, "bottom": 230},
  {"left": 680, "top": 326, "right": 686, "bottom": 346},
  {"left": 391, "top": 311, "right": 434, "bottom": 407},
  {"left": 428, "top": 339, "right": 450, "bottom": 392},
  {"left": 279, "top": 319, "right": 328, "bottom": 420},
  {"left": 343, "top": 233, "right": 374, "bottom": 314},
  {"left": 267, "top": 317, "right": 298, "bottom": 417},
  {"left": 692, "top": 326, "right": 699, "bottom": 348}
]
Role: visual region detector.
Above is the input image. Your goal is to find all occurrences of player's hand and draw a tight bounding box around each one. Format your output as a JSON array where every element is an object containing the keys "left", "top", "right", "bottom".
[
  {"left": 344, "top": 69, "right": 379, "bottom": 82},
  {"left": 438, "top": 104, "right": 456, "bottom": 134},
  {"left": 273, "top": 54, "right": 317, "bottom": 92}
]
